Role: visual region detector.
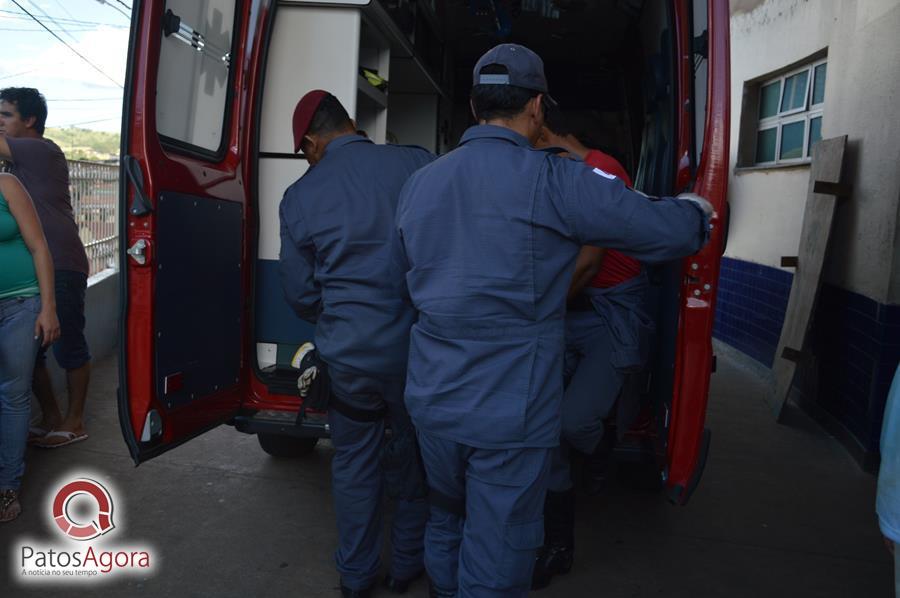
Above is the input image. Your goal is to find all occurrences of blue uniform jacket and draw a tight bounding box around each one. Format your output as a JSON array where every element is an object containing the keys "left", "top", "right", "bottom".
[
  {"left": 394, "top": 125, "right": 709, "bottom": 449},
  {"left": 279, "top": 134, "right": 434, "bottom": 378}
]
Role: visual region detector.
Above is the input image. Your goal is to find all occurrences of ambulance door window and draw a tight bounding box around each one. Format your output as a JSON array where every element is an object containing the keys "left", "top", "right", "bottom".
[{"left": 156, "top": 0, "right": 237, "bottom": 157}]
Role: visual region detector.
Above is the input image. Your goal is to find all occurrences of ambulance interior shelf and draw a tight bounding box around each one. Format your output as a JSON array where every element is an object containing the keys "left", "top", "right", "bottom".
[{"left": 254, "top": 1, "right": 443, "bottom": 383}]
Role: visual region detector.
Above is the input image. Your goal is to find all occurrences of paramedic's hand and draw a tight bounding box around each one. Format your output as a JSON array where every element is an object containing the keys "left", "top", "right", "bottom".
[
  {"left": 677, "top": 192, "right": 714, "bottom": 218},
  {"left": 677, "top": 192, "right": 714, "bottom": 219},
  {"left": 35, "top": 306, "right": 60, "bottom": 347}
]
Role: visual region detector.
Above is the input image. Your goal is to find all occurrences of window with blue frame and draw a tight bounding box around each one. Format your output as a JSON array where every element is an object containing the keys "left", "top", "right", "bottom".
[{"left": 754, "top": 59, "right": 826, "bottom": 165}]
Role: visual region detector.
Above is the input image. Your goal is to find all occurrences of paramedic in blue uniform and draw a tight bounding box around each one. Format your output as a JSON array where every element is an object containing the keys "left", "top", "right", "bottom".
[
  {"left": 393, "top": 44, "right": 714, "bottom": 598},
  {"left": 279, "top": 90, "right": 434, "bottom": 598}
]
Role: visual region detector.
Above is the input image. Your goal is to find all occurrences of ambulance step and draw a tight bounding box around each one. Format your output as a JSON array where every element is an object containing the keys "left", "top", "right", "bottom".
[{"left": 232, "top": 410, "right": 329, "bottom": 439}]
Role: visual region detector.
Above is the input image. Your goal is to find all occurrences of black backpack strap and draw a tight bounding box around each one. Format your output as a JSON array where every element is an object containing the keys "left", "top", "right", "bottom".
[{"left": 329, "top": 394, "right": 386, "bottom": 422}]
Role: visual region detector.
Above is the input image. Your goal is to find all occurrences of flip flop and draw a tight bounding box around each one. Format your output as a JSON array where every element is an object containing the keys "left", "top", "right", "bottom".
[
  {"left": 33, "top": 430, "right": 89, "bottom": 449},
  {"left": 28, "top": 426, "right": 50, "bottom": 442}
]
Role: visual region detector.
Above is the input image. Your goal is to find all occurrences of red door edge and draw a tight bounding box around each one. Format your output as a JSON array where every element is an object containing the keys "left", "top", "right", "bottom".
[{"left": 666, "top": 0, "right": 731, "bottom": 504}]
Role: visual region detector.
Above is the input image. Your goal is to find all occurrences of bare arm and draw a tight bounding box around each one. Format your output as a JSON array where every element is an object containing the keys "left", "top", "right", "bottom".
[
  {"left": 567, "top": 246, "right": 606, "bottom": 300},
  {"left": 0, "top": 173, "right": 60, "bottom": 346}
]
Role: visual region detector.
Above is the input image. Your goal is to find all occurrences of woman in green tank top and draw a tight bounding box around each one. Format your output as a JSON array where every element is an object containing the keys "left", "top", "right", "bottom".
[{"left": 0, "top": 172, "right": 59, "bottom": 523}]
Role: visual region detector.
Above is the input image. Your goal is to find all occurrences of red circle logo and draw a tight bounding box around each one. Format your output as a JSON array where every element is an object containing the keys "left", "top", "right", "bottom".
[{"left": 52, "top": 478, "right": 116, "bottom": 541}]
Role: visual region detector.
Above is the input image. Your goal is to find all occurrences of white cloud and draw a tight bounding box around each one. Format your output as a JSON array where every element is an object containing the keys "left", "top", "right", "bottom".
[
  {"left": 21, "top": 26, "right": 128, "bottom": 89},
  {"left": 0, "top": 1, "right": 130, "bottom": 131}
]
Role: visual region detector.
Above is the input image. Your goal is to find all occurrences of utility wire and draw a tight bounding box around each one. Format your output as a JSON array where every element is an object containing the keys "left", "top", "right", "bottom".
[
  {"left": 49, "top": 0, "right": 77, "bottom": 22},
  {"left": 112, "top": 0, "right": 132, "bottom": 11},
  {"left": 95, "top": 0, "right": 131, "bottom": 20},
  {"left": 27, "top": 0, "right": 78, "bottom": 43},
  {"left": 0, "top": 68, "right": 40, "bottom": 81},
  {"left": 9, "top": 0, "right": 123, "bottom": 88},
  {"left": 0, "top": 8, "right": 127, "bottom": 27},
  {"left": 54, "top": 117, "right": 119, "bottom": 128},
  {"left": 0, "top": 27, "right": 99, "bottom": 32},
  {"left": 47, "top": 97, "right": 122, "bottom": 102}
]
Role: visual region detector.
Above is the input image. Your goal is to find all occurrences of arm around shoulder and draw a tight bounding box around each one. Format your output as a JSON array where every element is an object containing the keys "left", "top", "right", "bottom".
[{"left": 556, "top": 161, "right": 709, "bottom": 263}]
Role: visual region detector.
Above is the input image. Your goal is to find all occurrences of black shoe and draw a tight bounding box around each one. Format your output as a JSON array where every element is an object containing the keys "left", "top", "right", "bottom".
[
  {"left": 531, "top": 489, "right": 576, "bottom": 590},
  {"left": 428, "top": 580, "right": 457, "bottom": 598},
  {"left": 340, "top": 582, "right": 374, "bottom": 598},
  {"left": 383, "top": 569, "right": 424, "bottom": 594},
  {"left": 531, "top": 544, "right": 574, "bottom": 590}
]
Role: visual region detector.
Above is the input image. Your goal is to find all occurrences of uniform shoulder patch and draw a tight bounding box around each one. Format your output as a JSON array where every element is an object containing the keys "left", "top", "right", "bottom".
[{"left": 592, "top": 167, "right": 617, "bottom": 180}]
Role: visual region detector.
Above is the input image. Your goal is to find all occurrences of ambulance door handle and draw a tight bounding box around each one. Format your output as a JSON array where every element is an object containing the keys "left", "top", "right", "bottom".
[
  {"left": 127, "top": 239, "right": 149, "bottom": 265},
  {"left": 124, "top": 155, "right": 152, "bottom": 216}
]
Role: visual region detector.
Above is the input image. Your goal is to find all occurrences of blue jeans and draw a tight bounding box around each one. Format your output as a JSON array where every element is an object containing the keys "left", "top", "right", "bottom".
[{"left": 0, "top": 295, "right": 41, "bottom": 491}]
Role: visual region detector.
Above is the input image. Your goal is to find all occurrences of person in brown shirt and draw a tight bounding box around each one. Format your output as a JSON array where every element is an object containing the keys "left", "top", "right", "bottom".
[{"left": 0, "top": 87, "right": 91, "bottom": 448}]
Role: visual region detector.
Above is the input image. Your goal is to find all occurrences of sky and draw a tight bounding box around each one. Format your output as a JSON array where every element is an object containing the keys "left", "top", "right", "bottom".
[{"left": 0, "top": 0, "right": 130, "bottom": 133}]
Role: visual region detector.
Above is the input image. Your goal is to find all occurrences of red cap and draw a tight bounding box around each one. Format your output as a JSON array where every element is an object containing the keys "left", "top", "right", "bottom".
[{"left": 292, "top": 90, "right": 328, "bottom": 153}]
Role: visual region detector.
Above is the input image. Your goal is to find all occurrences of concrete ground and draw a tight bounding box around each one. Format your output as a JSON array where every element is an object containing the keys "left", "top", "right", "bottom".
[{"left": 0, "top": 349, "right": 893, "bottom": 597}]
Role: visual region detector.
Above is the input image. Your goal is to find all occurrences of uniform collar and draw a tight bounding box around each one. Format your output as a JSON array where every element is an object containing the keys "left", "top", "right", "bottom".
[
  {"left": 323, "top": 133, "right": 373, "bottom": 156},
  {"left": 459, "top": 125, "right": 531, "bottom": 148}
]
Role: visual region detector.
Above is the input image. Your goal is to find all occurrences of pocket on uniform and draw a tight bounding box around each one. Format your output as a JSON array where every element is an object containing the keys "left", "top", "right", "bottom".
[{"left": 497, "top": 518, "right": 545, "bottom": 587}]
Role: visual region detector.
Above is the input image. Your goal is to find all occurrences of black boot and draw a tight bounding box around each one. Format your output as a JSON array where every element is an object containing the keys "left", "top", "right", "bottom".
[
  {"left": 383, "top": 569, "right": 424, "bottom": 594},
  {"left": 428, "top": 580, "right": 456, "bottom": 598},
  {"left": 531, "top": 489, "right": 575, "bottom": 590}
]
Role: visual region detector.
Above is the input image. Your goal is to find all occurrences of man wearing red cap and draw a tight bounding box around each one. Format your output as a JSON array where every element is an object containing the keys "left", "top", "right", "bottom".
[{"left": 279, "top": 90, "right": 434, "bottom": 597}]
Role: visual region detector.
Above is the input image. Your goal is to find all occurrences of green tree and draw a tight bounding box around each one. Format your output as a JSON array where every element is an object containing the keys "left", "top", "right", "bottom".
[{"left": 45, "top": 127, "right": 120, "bottom": 162}]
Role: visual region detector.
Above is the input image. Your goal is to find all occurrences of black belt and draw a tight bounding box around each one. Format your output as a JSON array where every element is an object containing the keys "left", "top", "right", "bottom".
[{"left": 329, "top": 394, "right": 385, "bottom": 423}]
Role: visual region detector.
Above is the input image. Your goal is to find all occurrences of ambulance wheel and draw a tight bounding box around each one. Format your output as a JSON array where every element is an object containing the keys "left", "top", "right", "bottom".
[{"left": 257, "top": 434, "right": 319, "bottom": 458}]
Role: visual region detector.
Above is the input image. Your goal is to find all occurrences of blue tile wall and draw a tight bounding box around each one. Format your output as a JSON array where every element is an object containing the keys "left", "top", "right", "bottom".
[
  {"left": 714, "top": 257, "right": 900, "bottom": 456},
  {"left": 714, "top": 257, "right": 792, "bottom": 367},
  {"left": 810, "top": 285, "right": 900, "bottom": 453}
]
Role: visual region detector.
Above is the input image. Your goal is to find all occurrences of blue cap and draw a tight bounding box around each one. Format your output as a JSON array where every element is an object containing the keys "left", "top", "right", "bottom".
[{"left": 473, "top": 43, "right": 556, "bottom": 105}]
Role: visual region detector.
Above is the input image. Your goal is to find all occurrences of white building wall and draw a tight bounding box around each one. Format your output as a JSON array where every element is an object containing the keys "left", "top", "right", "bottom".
[{"left": 728, "top": 0, "right": 900, "bottom": 304}]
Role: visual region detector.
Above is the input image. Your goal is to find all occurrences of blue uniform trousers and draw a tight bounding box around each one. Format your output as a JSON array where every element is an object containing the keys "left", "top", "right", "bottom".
[
  {"left": 327, "top": 366, "right": 428, "bottom": 590},
  {"left": 548, "top": 276, "right": 651, "bottom": 493},
  {"left": 417, "top": 431, "right": 551, "bottom": 597},
  {"left": 548, "top": 311, "right": 624, "bottom": 492}
]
